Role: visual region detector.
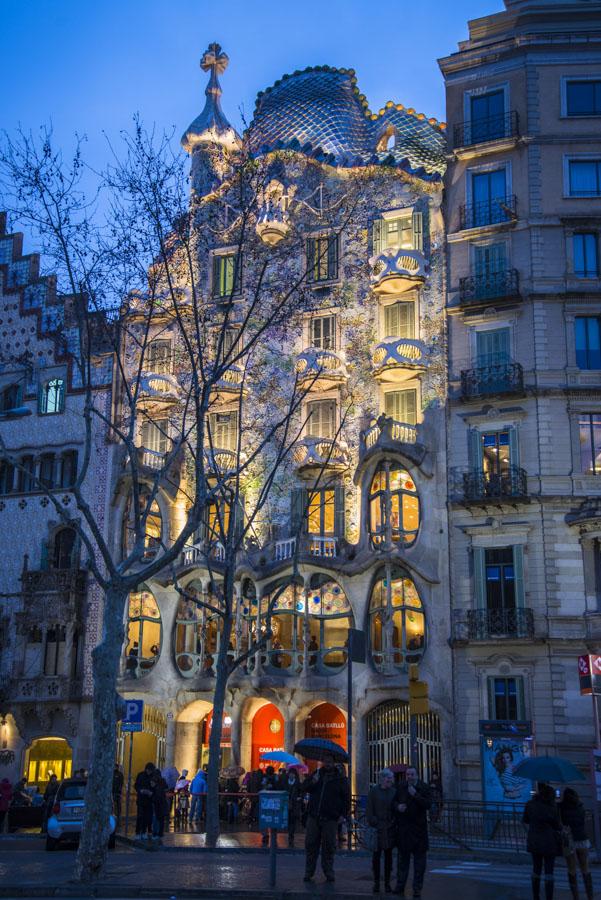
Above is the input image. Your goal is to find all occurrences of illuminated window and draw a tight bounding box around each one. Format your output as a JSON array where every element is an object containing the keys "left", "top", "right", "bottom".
[
  {"left": 174, "top": 581, "right": 223, "bottom": 677},
  {"left": 369, "top": 462, "right": 419, "bottom": 549},
  {"left": 39, "top": 378, "right": 65, "bottom": 415},
  {"left": 383, "top": 301, "right": 415, "bottom": 340},
  {"left": 372, "top": 211, "right": 423, "bottom": 253},
  {"left": 306, "top": 399, "right": 336, "bottom": 439},
  {"left": 208, "top": 411, "right": 238, "bottom": 452},
  {"left": 146, "top": 340, "right": 172, "bottom": 374},
  {"left": 141, "top": 419, "right": 169, "bottom": 455},
  {"left": 205, "top": 499, "right": 231, "bottom": 543},
  {"left": 243, "top": 576, "right": 353, "bottom": 675},
  {"left": 212, "top": 252, "right": 242, "bottom": 298},
  {"left": 307, "top": 490, "right": 335, "bottom": 535},
  {"left": 124, "top": 587, "right": 161, "bottom": 679},
  {"left": 369, "top": 565, "right": 425, "bottom": 673}
]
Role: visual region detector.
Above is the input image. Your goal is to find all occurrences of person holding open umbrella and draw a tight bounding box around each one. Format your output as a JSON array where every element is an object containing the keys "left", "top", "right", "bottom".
[
  {"left": 297, "top": 746, "right": 350, "bottom": 884},
  {"left": 523, "top": 783, "right": 561, "bottom": 900}
]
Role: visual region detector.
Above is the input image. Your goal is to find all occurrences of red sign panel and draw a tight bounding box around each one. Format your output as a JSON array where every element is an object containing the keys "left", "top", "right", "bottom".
[{"left": 251, "top": 703, "right": 284, "bottom": 770}]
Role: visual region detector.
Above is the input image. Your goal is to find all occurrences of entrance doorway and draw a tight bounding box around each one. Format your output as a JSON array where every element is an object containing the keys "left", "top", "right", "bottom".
[
  {"left": 24, "top": 737, "right": 72, "bottom": 789},
  {"left": 365, "top": 701, "right": 441, "bottom": 786},
  {"left": 251, "top": 703, "right": 284, "bottom": 770},
  {"left": 304, "top": 703, "right": 347, "bottom": 772},
  {"left": 200, "top": 710, "right": 232, "bottom": 770}
]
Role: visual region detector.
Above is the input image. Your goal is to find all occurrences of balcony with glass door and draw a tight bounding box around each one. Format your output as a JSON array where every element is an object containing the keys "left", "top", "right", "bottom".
[
  {"left": 460, "top": 170, "right": 517, "bottom": 230},
  {"left": 462, "top": 429, "right": 528, "bottom": 502},
  {"left": 371, "top": 300, "right": 427, "bottom": 382},
  {"left": 370, "top": 211, "right": 428, "bottom": 295},
  {"left": 461, "top": 328, "right": 524, "bottom": 399},
  {"left": 293, "top": 400, "right": 349, "bottom": 472},
  {"left": 453, "top": 90, "right": 519, "bottom": 150}
]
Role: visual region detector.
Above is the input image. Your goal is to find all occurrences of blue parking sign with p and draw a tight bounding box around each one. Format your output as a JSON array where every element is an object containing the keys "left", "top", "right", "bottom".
[{"left": 122, "top": 699, "right": 144, "bottom": 732}]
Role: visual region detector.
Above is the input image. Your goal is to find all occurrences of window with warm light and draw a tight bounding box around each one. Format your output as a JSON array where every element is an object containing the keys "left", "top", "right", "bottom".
[
  {"left": 369, "top": 566, "right": 425, "bottom": 673},
  {"left": 369, "top": 462, "right": 420, "bottom": 549},
  {"left": 124, "top": 587, "right": 162, "bottom": 679},
  {"left": 174, "top": 581, "right": 223, "bottom": 677},
  {"left": 373, "top": 211, "right": 423, "bottom": 253}
]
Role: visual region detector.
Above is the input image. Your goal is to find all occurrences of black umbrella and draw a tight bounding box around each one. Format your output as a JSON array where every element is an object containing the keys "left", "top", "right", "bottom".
[{"left": 293, "top": 738, "right": 349, "bottom": 763}]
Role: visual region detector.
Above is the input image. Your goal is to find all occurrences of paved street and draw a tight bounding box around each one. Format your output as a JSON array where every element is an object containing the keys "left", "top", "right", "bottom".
[{"left": 1, "top": 836, "right": 600, "bottom": 898}]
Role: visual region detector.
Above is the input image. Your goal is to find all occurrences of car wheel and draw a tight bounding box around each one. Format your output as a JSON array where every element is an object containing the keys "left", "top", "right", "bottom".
[
  {"left": 45, "top": 837, "right": 58, "bottom": 851},
  {"left": 108, "top": 834, "right": 116, "bottom": 850}
]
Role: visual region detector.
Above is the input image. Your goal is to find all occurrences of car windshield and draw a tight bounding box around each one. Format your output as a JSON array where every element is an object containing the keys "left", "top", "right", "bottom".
[{"left": 58, "top": 782, "right": 86, "bottom": 801}]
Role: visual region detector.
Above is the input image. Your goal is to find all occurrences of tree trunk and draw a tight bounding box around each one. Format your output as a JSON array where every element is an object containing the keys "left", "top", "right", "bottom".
[
  {"left": 74, "top": 586, "right": 127, "bottom": 882},
  {"left": 204, "top": 614, "right": 233, "bottom": 849}
]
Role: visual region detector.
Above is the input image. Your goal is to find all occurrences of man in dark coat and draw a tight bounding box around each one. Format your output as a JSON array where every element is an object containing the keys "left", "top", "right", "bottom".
[
  {"left": 394, "top": 765, "right": 431, "bottom": 898},
  {"left": 134, "top": 762, "right": 155, "bottom": 843},
  {"left": 303, "top": 753, "right": 350, "bottom": 884}
]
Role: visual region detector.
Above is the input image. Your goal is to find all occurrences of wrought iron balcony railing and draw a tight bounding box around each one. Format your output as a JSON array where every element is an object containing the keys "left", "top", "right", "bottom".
[
  {"left": 461, "top": 362, "right": 524, "bottom": 399},
  {"left": 453, "top": 111, "right": 519, "bottom": 149},
  {"left": 466, "top": 607, "right": 534, "bottom": 640},
  {"left": 463, "top": 466, "right": 528, "bottom": 502},
  {"left": 459, "top": 269, "right": 520, "bottom": 305},
  {"left": 459, "top": 195, "right": 517, "bottom": 230}
]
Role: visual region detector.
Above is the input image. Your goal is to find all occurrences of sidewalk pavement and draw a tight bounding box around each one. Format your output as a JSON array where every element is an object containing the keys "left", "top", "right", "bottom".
[{"left": 0, "top": 835, "right": 576, "bottom": 899}]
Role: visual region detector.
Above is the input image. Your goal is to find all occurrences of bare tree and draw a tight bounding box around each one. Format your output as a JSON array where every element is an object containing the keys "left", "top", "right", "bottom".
[{"left": 0, "top": 120, "right": 363, "bottom": 875}]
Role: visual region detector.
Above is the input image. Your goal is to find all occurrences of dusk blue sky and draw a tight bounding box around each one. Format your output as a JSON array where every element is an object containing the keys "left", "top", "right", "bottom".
[{"left": 1, "top": 0, "right": 503, "bottom": 177}]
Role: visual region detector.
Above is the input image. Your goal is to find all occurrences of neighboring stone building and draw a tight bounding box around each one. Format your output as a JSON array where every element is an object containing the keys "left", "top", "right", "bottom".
[
  {"left": 115, "top": 50, "right": 450, "bottom": 793},
  {"left": 0, "top": 213, "right": 116, "bottom": 789},
  {"left": 439, "top": 0, "right": 601, "bottom": 802}
]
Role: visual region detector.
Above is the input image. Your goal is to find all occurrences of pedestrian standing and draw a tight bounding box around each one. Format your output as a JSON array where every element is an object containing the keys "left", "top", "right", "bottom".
[
  {"left": 394, "top": 765, "right": 431, "bottom": 899},
  {"left": 303, "top": 752, "right": 350, "bottom": 885},
  {"left": 428, "top": 771, "right": 443, "bottom": 823},
  {"left": 162, "top": 765, "right": 179, "bottom": 826},
  {"left": 283, "top": 767, "right": 303, "bottom": 847},
  {"left": 174, "top": 769, "right": 190, "bottom": 828},
  {"left": 134, "top": 762, "right": 155, "bottom": 843},
  {"left": 190, "top": 769, "right": 207, "bottom": 825},
  {"left": 0, "top": 778, "right": 12, "bottom": 833},
  {"left": 112, "top": 764, "right": 124, "bottom": 825},
  {"left": 42, "top": 775, "right": 59, "bottom": 832},
  {"left": 523, "top": 783, "right": 561, "bottom": 900},
  {"left": 366, "top": 768, "right": 396, "bottom": 893},
  {"left": 560, "top": 787, "right": 593, "bottom": 900},
  {"left": 150, "top": 768, "right": 168, "bottom": 846}
]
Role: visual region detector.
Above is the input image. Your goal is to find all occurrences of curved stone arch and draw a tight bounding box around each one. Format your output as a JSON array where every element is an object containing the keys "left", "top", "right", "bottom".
[{"left": 365, "top": 563, "right": 426, "bottom": 674}]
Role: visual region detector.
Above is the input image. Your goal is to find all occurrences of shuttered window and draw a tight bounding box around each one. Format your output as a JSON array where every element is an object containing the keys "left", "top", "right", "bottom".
[
  {"left": 212, "top": 252, "right": 242, "bottom": 298},
  {"left": 383, "top": 301, "right": 415, "bottom": 339},
  {"left": 306, "top": 235, "right": 339, "bottom": 283},
  {"left": 384, "top": 390, "right": 417, "bottom": 425},
  {"left": 306, "top": 400, "right": 336, "bottom": 439},
  {"left": 208, "top": 411, "right": 238, "bottom": 452},
  {"left": 146, "top": 340, "right": 173, "bottom": 374},
  {"left": 291, "top": 485, "right": 344, "bottom": 536},
  {"left": 141, "top": 419, "right": 169, "bottom": 454},
  {"left": 372, "top": 211, "right": 423, "bottom": 254},
  {"left": 311, "top": 315, "right": 337, "bottom": 350}
]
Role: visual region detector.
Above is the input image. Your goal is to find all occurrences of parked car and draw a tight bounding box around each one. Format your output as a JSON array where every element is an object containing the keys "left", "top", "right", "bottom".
[{"left": 46, "top": 778, "right": 116, "bottom": 850}]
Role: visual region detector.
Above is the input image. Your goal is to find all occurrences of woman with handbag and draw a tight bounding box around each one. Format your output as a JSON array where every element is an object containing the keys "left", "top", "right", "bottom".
[
  {"left": 560, "top": 788, "right": 593, "bottom": 899},
  {"left": 523, "top": 783, "right": 561, "bottom": 899},
  {"left": 366, "top": 768, "right": 396, "bottom": 893}
]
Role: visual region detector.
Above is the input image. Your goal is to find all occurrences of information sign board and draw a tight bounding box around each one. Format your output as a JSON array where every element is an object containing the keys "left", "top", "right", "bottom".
[{"left": 259, "top": 790, "right": 288, "bottom": 831}]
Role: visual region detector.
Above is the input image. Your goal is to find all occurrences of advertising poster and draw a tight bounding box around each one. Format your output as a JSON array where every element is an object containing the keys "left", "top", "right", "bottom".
[{"left": 480, "top": 721, "right": 534, "bottom": 806}]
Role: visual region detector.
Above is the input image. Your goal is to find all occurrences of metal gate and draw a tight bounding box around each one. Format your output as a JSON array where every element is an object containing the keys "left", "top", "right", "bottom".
[{"left": 366, "top": 701, "right": 441, "bottom": 785}]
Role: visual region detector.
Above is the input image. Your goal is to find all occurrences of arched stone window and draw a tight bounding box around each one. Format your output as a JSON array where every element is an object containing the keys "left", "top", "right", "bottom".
[
  {"left": 52, "top": 527, "right": 77, "bottom": 570},
  {"left": 174, "top": 581, "right": 223, "bottom": 677},
  {"left": 244, "top": 575, "right": 353, "bottom": 675},
  {"left": 124, "top": 586, "right": 161, "bottom": 678},
  {"left": 369, "top": 565, "right": 425, "bottom": 673},
  {"left": 369, "top": 462, "right": 419, "bottom": 549},
  {"left": 39, "top": 378, "right": 65, "bottom": 415}
]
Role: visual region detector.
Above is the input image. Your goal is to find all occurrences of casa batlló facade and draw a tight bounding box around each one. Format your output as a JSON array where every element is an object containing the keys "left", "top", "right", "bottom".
[{"left": 0, "top": 0, "right": 600, "bottom": 806}]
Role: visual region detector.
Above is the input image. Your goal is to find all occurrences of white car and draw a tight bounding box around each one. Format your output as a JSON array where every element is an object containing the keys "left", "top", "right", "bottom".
[{"left": 46, "top": 778, "right": 116, "bottom": 850}]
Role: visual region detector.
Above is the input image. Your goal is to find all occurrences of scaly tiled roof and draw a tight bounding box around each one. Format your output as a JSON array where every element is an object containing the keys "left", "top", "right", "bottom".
[{"left": 248, "top": 66, "right": 446, "bottom": 180}]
